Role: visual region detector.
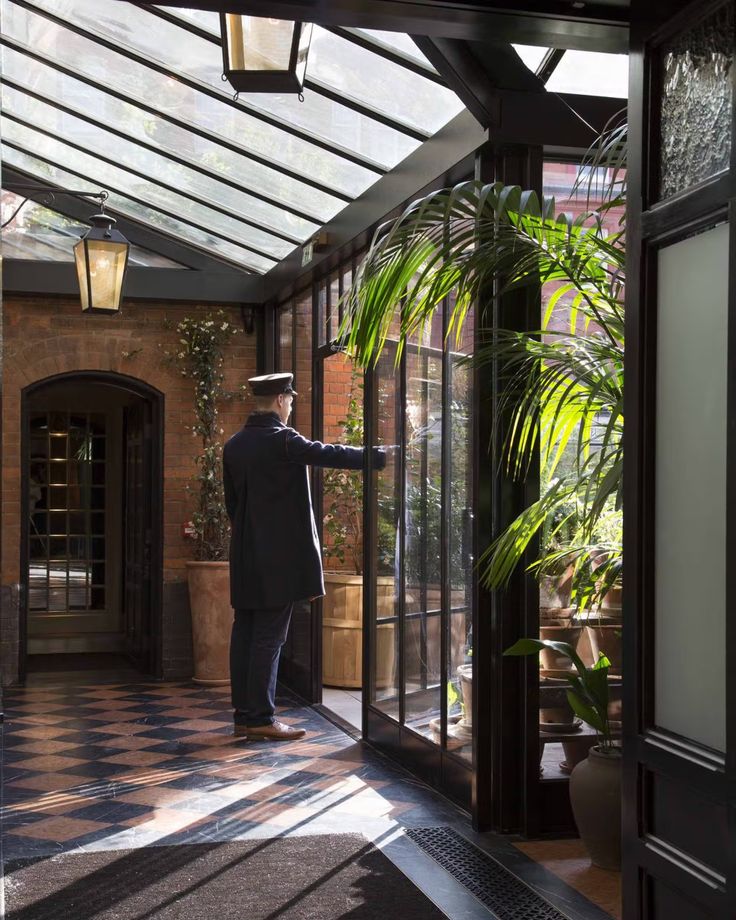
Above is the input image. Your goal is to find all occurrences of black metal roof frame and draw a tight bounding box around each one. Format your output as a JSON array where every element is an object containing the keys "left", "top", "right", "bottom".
[
  {"left": 1, "top": 160, "right": 268, "bottom": 273},
  {"left": 2, "top": 0, "right": 630, "bottom": 303},
  {"left": 2, "top": 103, "right": 296, "bottom": 259},
  {"left": 131, "top": 0, "right": 630, "bottom": 53},
  {"left": 2, "top": 173, "right": 266, "bottom": 302},
  {"left": 10, "top": 0, "right": 412, "bottom": 178},
  {"left": 0, "top": 34, "right": 340, "bottom": 225}
]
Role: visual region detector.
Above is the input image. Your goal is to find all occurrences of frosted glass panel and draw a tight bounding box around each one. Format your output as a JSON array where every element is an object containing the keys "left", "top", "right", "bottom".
[
  {"left": 655, "top": 222, "right": 728, "bottom": 751},
  {"left": 660, "top": 4, "right": 734, "bottom": 199}
]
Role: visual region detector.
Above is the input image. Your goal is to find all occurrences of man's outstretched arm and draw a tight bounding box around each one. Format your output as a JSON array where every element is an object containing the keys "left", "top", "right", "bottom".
[{"left": 285, "top": 430, "right": 386, "bottom": 470}]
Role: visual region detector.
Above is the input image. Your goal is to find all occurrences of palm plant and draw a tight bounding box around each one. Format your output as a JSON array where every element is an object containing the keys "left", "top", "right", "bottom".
[{"left": 342, "top": 150, "right": 624, "bottom": 608}]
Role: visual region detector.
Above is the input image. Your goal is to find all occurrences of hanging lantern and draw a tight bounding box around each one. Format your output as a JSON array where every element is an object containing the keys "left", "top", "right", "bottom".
[
  {"left": 74, "top": 210, "right": 129, "bottom": 315},
  {"left": 220, "top": 15, "right": 313, "bottom": 94}
]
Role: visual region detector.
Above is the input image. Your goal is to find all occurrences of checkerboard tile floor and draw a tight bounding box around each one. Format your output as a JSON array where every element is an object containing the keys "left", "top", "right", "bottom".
[{"left": 1, "top": 681, "right": 465, "bottom": 863}]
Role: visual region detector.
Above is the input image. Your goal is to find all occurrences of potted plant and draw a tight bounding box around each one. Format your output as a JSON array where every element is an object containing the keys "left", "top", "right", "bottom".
[
  {"left": 163, "top": 310, "right": 241, "bottom": 685},
  {"left": 505, "top": 637, "right": 621, "bottom": 869}
]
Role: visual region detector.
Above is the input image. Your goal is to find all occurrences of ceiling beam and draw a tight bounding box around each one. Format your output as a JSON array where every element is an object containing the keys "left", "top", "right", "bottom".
[
  {"left": 413, "top": 37, "right": 624, "bottom": 144},
  {"left": 2, "top": 261, "right": 265, "bottom": 302},
  {"left": 130, "top": 1, "right": 630, "bottom": 53}
]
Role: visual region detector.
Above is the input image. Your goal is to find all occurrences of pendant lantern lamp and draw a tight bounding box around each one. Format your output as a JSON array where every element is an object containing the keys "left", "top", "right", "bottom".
[
  {"left": 220, "top": 15, "right": 313, "bottom": 94},
  {"left": 74, "top": 208, "right": 130, "bottom": 315}
]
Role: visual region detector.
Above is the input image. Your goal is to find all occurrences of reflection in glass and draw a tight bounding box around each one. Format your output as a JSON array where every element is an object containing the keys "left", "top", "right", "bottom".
[
  {"left": 404, "top": 312, "right": 444, "bottom": 739},
  {"left": 447, "top": 304, "right": 474, "bottom": 760},
  {"left": 372, "top": 345, "right": 400, "bottom": 712}
]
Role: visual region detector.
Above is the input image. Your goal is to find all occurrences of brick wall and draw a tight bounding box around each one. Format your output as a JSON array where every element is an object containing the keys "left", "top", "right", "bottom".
[{"left": 1, "top": 294, "right": 257, "bottom": 684}]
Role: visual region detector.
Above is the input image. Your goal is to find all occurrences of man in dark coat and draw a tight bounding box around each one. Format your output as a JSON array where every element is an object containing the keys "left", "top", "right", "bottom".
[{"left": 223, "top": 372, "right": 385, "bottom": 741}]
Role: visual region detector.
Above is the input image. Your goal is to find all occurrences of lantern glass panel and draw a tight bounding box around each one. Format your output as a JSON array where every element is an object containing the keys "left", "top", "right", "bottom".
[
  {"left": 74, "top": 237, "right": 128, "bottom": 312},
  {"left": 227, "top": 16, "right": 294, "bottom": 72}
]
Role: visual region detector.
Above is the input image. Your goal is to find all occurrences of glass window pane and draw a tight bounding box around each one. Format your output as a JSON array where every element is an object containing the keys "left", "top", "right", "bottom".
[
  {"left": 659, "top": 4, "right": 734, "bottom": 200},
  {"left": 545, "top": 51, "right": 628, "bottom": 98},
  {"left": 278, "top": 302, "right": 294, "bottom": 372},
  {"left": 512, "top": 44, "right": 549, "bottom": 73},
  {"left": 373, "top": 344, "right": 400, "bottom": 713},
  {"left": 655, "top": 224, "right": 727, "bottom": 752},
  {"left": 307, "top": 27, "right": 464, "bottom": 133},
  {"left": 2, "top": 142, "right": 274, "bottom": 272},
  {"left": 404, "top": 313, "right": 444, "bottom": 739},
  {"left": 155, "top": 10, "right": 432, "bottom": 167},
  {"left": 19, "top": 0, "right": 381, "bottom": 196},
  {"left": 2, "top": 91, "right": 293, "bottom": 259},
  {"left": 294, "top": 289, "right": 313, "bottom": 437},
  {"left": 447, "top": 298, "right": 474, "bottom": 760},
  {"left": 1, "top": 46, "right": 325, "bottom": 239},
  {"left": 356, "top": 30, "right": 435, "bottom": 67},
  {"left": 2, "top": 190, "right": 186, "bottom": 268}
]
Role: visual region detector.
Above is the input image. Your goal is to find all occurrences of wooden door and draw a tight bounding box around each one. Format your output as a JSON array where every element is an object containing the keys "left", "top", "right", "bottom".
[
  {"left": 625, "top": 1, "right": 735, "bottom": 916},
  {"left": 26, "top": 407, "right": 123, "bottom": 653}
]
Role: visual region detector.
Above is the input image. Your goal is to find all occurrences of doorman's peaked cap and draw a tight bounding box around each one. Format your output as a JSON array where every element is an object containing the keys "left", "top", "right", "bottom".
[{"left": 248, "top": 373, "right": 297, "bottom": 396}]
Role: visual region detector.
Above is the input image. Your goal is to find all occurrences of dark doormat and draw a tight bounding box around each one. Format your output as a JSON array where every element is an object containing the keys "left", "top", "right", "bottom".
[{"left": 4, "top": 834, "right": 447, "bottom": 920}]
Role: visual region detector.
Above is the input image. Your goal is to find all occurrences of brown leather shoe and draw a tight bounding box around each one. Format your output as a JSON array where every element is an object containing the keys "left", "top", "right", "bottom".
[
  {"left": 245, "top": 720, "right": 306, "bottom": 741},
  {"left": 233, "top": 724, "right": 248, "bottom": 738}
]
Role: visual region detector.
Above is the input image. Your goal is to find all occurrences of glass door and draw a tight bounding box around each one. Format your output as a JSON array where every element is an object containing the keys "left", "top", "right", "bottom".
[{"left": 365, "top": 297, "right": 475, "bottom": 806}]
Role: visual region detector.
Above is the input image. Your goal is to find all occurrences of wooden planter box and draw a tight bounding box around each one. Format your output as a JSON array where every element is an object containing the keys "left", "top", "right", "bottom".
[{"left": 322, "top": 573, "right": 395, "bottom": 689}]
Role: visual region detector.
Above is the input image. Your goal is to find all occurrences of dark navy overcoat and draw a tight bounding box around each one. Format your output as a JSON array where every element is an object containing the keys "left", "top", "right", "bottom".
[{"left": 223, "top": 411, "right": 380, "bottom": 610}]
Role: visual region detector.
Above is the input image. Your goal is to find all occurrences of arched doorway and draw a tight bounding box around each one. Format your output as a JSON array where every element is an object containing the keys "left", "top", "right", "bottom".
[{"left": 21, "top": 372, "right": 163, "bottom": 679}]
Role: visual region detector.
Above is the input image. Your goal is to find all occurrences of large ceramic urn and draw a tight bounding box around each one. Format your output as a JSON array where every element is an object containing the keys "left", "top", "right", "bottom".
[
  {"left": 569, "top": 745, "right": 622, "bottom": 869},
  {"left": 186, "top": 561, "right": 232, "bottom": 686}
]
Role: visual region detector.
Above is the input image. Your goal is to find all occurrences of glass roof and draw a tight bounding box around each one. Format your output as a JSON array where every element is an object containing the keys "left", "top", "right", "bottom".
[
  {"left": 0, "top": 0, "right": 465, "bottom": 273},
  {"left": 1, "top": 189, "right": 187, "bottom": 267},
  {"left": 545, "top": 51, "right": 628, "bottom": 98},
  {"left": 512, "top": 43, "right": 629, "bottom": 99}
]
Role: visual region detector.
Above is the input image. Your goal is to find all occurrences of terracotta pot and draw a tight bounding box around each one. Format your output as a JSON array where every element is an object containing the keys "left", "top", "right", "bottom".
[
  {"left": 539, "top": 675, "right": 575, "bottom": 726},
  {"left": 586, "top": 623, "right": 623, "bottom": 673},
  {"left": 539, "top": 624, "right": 582, "bottom": 671},
  {"left": 569, "top": 746, "right": 622, "bottom": 869},
  {"left": 186, "top": 561, "right": 232, "bottom": 686}
]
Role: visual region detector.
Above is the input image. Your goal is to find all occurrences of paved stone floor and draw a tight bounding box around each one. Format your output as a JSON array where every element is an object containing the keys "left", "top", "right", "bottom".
[
  {"left": 1, "top": 680, "right": 618, "bottom": 920},
  {"left": 0, "top": 681, "right": 464, "bottom": 864}
]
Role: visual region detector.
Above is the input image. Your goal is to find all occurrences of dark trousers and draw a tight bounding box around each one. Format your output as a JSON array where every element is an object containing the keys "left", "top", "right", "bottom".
[{"left": 230, "top": 604, "right": 293, "bottom": 727}]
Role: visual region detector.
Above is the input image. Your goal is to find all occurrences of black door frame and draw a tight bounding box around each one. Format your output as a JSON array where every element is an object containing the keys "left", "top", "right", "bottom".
[{"left": 20, "top": 370, "right": 164, "bottom": 680}]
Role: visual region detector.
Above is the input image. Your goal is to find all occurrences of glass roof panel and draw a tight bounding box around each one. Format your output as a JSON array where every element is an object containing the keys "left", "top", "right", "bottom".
[
  {"left": 3, "top": 85, "right": 300, "bottom": 258},
  {"left": 3, "top": 119, "right": 283, "bottom": 269},
  {"left": 512, "top": 45, "right": 550, "bottom": 73},
  {"left": 22, "top": 0, "right": 422, "bottom": 179},
  {"left": 156, "top": 10, "right": 428, "bottom": 169},
  {"left": 307, "top": 28, "right": 463, "bottom": 133},
  {"left": 545, "top": 51, "right": 628, "bottom": 98},
  {"left": 1, "top": 189, "right": 187, "bottom": 267},
  {"left": 355, "top": 30, "right": 434, "bottom": 66},
  {"left": 3, "top": 143, "right": 275, "bottom": 272},
  {"left": 1, "top": 49, "right": 323, "bottom": 239},
  {"left": 1, "top": 10, "right": 346, "bottom": 224}
]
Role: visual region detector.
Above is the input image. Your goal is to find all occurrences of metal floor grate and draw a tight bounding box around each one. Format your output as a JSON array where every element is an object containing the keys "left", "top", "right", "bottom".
[{"left": 405, "top": 826, "right": 571, "bottom": 920}]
